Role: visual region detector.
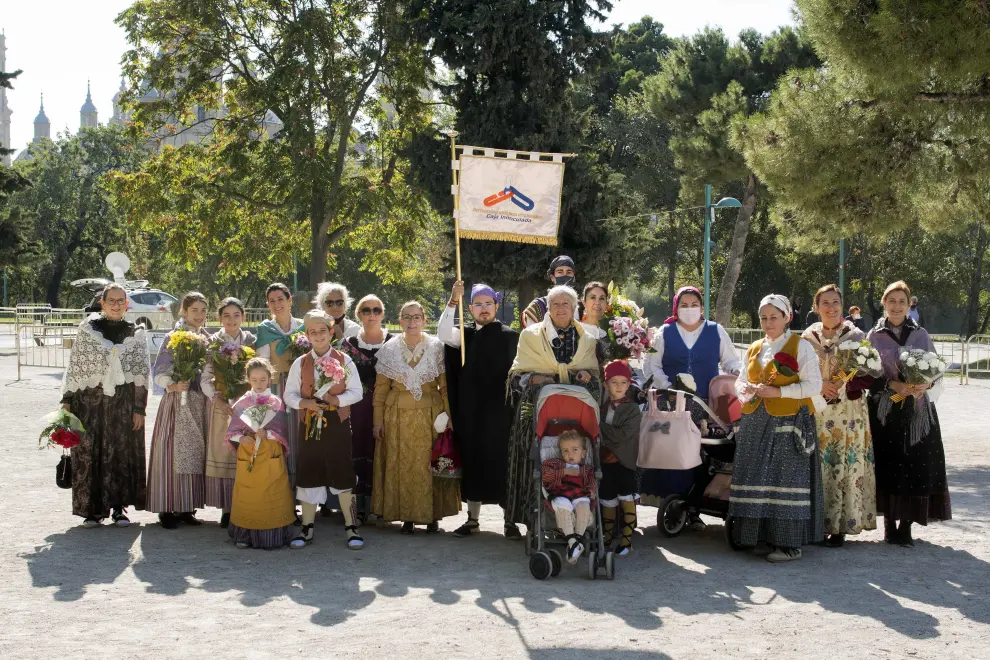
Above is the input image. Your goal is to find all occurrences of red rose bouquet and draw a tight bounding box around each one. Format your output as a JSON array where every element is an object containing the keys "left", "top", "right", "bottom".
[{"left": 39, "top": 409, "right": 85, "bottom": 450}]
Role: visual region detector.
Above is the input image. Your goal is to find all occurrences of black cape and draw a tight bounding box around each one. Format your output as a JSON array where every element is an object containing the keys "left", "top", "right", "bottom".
[{"left": 444, "top": 320, "right": 519, "bottom": 505}]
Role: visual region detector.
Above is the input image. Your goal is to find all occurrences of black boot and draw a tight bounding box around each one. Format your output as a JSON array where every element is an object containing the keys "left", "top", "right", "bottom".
[
  {"left": 219, "top": 512, "right": 230, "bottom": 528},
  {"left": 884, "top": 517, "right": 898, "bottom": 544},
  {"left": 898, "top": 520, "right": 914, "bottom": 547}
]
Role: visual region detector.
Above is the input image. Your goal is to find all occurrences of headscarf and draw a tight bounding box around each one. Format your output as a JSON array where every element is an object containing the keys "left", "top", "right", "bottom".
[
  {"left": 471, "top": 283, "right": 503, "bottom": 304},
  {"left": 759, "top": 293, "right": 792, "bottom": 319},
  {"left": 664, "top": 286, "right": 703, "bottom": 325},
  {"left": 546, "top": 255, "right": 575, "bottom": 278}
]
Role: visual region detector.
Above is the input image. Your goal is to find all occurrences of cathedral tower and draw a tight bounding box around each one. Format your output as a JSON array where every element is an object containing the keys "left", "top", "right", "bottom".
[{"left": 80, "top": 80, "right": 98, "bottom": 129}]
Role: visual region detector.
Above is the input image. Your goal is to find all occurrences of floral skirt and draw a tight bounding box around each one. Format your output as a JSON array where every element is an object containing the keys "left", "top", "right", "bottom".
[{"left": 817, "top": 399, "right": 877, "bottom": 535}]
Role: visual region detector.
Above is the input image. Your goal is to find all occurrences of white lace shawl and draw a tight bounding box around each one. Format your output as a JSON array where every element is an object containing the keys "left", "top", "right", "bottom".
[
  {"left": 63, "top": 314, "right": 150, "bottom": 395},
  {"left": 374, "top": 334, "right": 445, "bottom": 401}
]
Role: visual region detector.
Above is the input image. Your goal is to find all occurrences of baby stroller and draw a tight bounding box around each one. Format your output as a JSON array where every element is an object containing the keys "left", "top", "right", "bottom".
[
  {"left": 525, "top": 384, "right": 614, "bottom": 580},
  {"left": 642, "top": 374, "right": 744, "bottom": 549}
]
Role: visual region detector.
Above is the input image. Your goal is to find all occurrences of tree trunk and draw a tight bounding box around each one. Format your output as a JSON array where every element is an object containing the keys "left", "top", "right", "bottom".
[
  {"left": 963, "top": 222, "right": 988, "bottom": 338},
  {"left": 714, "top": 173, "right": 758, "bottom": 327},
  {"left": 45, "top": 218, "right": 87, "bottom": 307},
  {"left": 308, "top": 196, "right": 329, "bottom": 291}
]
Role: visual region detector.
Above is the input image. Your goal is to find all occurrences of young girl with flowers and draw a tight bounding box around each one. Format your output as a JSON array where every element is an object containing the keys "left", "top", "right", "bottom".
[
  {"left": 201, "top": 297, "right": 256, "bottom": 528},
  {"left": 283, "top": 310, "right": 365, "bottom": 550},
  {"left": 224, "top": 358, "right": 295, "bottom": 549}
]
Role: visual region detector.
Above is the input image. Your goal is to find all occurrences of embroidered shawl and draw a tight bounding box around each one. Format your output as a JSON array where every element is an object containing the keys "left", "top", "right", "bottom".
[
  {"left": 375, "top": 334, "right": 445, "bottom": 401},
  {"left": 63, "top": 314, "right": 150, "bottom": 395}
]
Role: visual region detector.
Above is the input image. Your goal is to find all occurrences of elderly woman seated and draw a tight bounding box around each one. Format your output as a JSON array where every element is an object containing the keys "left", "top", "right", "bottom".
[{"left": 501, "top": 285, "right": 602, "bottom": 537}]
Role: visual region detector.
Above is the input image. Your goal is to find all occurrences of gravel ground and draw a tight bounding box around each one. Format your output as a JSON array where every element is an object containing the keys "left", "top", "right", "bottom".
[{"left": 1, "top": 357, "right": 989, "bottom": 659}]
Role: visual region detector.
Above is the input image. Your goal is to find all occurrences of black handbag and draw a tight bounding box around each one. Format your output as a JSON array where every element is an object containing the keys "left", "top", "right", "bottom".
[{"left": 56, "top": 454, "right": 72, "bottom": 489}]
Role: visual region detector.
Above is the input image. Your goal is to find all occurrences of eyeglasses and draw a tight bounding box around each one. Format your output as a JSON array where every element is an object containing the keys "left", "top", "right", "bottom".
[
  {"left": 324, "top": 299, "right": 345, "bottom": 308},
  {"left": 360, "top": 307, "right": 383, "bottom": 315},
  {"left": 104, "top": 298, "right": 127, "bottom": 306},
  {"left": 472, "top": 302, "right": 495, "bottom": 310},
  {"left": 401, "top": 314, "right": 425, "bottom": 322}
]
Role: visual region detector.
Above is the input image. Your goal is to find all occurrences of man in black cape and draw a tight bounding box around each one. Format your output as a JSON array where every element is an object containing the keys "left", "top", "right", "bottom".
[{"left": 439, "top": 280, "right": 521, "bottom": 538}]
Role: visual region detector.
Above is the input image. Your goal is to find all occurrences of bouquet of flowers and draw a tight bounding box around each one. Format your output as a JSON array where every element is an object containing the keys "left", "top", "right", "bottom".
[
  {"left": 740, "top": 352, "right": 799, "bottom": 406},
  {"left": 167, "top": 330, "right": 209, "bottom": 383},
  {"left": 38, "top": 409, "right": 85, "bottom": 450},
  {"left": 891, "top": 348, "right": 947, "bottom": 403},
  {"left": 287, "top": 330, "right": 312, "bottom": 361},
  {"left": 430, "top": 412, "right": 461, "bottom": 479},
  {"left": 835, "top": 339, "right": 883, "bottom": 382},
  {"left": 598, "top": 282, "right": 654, "bottom": 360},
  {"left": 237, "top": 391, "right": 282, "bottom": 472},
  {"left": 304, "top": 353, "right": 351, "bottom": 440},
  {"left": 208, "top": 338, "right": 256, "bottom": 401}
]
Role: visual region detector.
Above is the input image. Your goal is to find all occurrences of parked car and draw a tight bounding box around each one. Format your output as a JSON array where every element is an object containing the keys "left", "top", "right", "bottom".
[{"left": 70, "top": 278, "right": 178, "bottom": 330}]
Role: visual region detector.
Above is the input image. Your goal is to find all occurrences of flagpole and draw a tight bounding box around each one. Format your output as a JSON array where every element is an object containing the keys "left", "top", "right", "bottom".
[{"left": 444, "top": 130, "right": 466, "bottom": 365}]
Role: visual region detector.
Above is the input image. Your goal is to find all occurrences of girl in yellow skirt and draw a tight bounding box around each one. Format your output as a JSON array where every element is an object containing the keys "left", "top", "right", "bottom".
[{"left": 225, "top": 358, "right": 295, "bottom": 549}]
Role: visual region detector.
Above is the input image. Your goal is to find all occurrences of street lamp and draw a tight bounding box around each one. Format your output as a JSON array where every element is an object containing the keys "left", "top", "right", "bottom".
[{"left": 703, "top": 183, "right": 742, "bottom": 318}]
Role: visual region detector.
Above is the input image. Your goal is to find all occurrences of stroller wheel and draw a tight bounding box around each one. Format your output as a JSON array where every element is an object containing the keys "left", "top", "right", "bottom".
[
  {"left": 529, "top": 552, "right": 553, "bottom": 580},
  {"left": 658, "top": 494, "right": 688, "bottom": 537},
  {"left": 587, "top": 551, "right": 598, "bottom": 580},
  {"left": 724, "top": 516, "right": 745, "bottom": 551},
  {"left": 548, "top": 549, "right": 563, "bottom": 577},
  {"left": 605, "top": 551, "right": 615, "bottom": 580}
]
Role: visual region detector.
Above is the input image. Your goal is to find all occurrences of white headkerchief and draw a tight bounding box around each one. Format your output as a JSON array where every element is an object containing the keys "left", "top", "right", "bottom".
[{"left": 759, "top": 294, "right": 792, "bottom": 318}]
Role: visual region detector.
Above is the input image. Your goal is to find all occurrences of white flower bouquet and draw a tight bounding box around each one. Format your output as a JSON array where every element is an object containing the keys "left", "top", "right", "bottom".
[
  {"left": 835, "top": 339, "right": 883, "bottom": 382},
  {"left": 892, "top": 348, "right": 947, "bottom": 403}
]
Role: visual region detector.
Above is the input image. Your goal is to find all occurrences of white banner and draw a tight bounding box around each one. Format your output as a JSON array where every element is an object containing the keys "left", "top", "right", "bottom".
[{"left": 456, "top": 154, "right": 565, "bottom": 245}]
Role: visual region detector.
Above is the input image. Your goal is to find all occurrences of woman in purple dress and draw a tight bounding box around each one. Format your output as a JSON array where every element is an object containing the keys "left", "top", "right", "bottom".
[{"left": 338, "top": 294, "right": 392, "bottom": 524}]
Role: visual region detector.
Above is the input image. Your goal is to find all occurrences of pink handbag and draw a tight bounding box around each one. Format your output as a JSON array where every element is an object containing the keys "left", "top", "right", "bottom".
[{"left": 637, "top": 389, "right": 703, "bottom": 470}]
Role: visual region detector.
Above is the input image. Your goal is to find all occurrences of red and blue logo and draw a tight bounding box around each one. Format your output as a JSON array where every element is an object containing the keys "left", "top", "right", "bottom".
[{"left": 483, "top": 186, "right": 535, "bottom": 212}]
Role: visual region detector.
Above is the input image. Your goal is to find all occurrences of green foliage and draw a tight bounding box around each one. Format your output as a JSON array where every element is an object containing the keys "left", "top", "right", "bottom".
[
  {"left": 113, "top": 0, "right": 441, "bottom": 288},
  {"left": 10, "top": 126, "right": 146, "bottom": 306}
]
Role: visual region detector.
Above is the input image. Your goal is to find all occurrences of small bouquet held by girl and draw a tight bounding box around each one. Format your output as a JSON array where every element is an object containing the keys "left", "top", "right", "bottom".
[
  {"left": 208, "top": 338, "right": 257, "bottom": 402},
  {"left": 598, "top": 282, "right": 654, "bottom": 360},
  {"left": 892, "top": 348, "right": 947, "bottom": 403},
  {"left": 305, "top": 351, "right": 351, "bottom": 439},
  {"left": 228, "top": 389, "right": 288, "bottom": 472}
]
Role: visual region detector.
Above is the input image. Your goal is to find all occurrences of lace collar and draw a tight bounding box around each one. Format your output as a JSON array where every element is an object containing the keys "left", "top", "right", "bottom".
[{"left": 375, "top": 334, "right": 444, "bottom": 400}]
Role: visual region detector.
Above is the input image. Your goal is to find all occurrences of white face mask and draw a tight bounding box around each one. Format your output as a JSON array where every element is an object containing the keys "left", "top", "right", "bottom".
[{"left": 678, "top": 307, "right": 703, "bottom": 325}]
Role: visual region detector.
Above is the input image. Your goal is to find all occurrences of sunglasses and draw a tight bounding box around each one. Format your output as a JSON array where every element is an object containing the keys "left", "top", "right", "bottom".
[
  {"left": 360, "top": 306, "right": 383, "bottom": 315},
  {"left": 324, "top": 299, "right": 345, "bottom": 308}
]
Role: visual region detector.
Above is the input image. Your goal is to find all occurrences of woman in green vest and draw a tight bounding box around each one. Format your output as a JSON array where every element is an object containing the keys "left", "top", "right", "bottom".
[{"left": 727, "top": 294, "right": 826, "bottom": 562}]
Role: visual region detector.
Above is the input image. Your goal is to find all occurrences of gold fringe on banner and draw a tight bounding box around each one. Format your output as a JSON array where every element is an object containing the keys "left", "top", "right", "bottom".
[{"left": 459, "top": 230, "right": 559, "bottom": 246}]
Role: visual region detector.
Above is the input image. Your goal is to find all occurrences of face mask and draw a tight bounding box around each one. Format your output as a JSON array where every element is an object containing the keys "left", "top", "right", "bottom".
[
  {"left": 678, "top": 307, "right": 702, "bottom": 325},
  {"left": 851, "top": 313, "right": 861, "bottom": 320},
  {"left": 554, "top": 275, "right": 574, "bottom": 286}
]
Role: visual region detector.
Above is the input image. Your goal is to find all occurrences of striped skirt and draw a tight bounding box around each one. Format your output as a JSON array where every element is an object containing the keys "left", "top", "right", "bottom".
[
  {"left": 146, "top": 390, "right": 207, "bottom": 513},
  {"left": 728, "top": 405, "right": 824, "bottom": 548}
]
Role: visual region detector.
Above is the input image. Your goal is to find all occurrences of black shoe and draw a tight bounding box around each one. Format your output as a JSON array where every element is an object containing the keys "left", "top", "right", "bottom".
[
  {"left": 111, "top": 509, "right": 131, "bottom": 528},
  {"left": 82, "top": 516, "right": 103, "bottom": 529},
  {"left": 159, "top": 513, "right": 179, "bottom": 530},
  {"left": 220, "top": 512, "right": 230, "bottom": 528},
  {"left": 400, "top": 521, "right": 415, "bottom": 534},
  {"left": 884, "top": 519, "right": 899, "bottom": 544},
  {"left": 425, "top": 521, "right": 440, "bottom": 534},
  {"left": 825, "top": 533, "right": 845, "bottom": 548},
  {"left": 898, "top": 522, "right": 914, "bottom": 547},
  {"left": 453, "top": 516, "right": 480, "bottom": 538},
  {"left": 178, "top": 512, "right": 203, "bottom": 526},
  {"left": 503, "top": 523, "right": 522, "bottom": 540}
]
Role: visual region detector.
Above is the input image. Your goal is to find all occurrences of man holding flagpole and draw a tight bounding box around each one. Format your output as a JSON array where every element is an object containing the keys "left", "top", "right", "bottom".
[
  {"left": 438, "top": 281, "right": 521, "bottom": 539},
  {"left": 521, "top": 255, "right": 578, "bottom": 328}
]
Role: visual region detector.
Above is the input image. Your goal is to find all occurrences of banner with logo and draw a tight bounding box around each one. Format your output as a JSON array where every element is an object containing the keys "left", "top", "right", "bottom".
[{"left": 456, "top": 154, "right": 565, "bottom": 245}]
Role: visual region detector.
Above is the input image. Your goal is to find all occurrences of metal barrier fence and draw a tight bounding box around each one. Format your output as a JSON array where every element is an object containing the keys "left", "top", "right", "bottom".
[
  {"left": 15, "top": 305, "right": 87, "bottom": 379},
  {"left": 964, "top": 334, "right": 990, "bottom": 383}
]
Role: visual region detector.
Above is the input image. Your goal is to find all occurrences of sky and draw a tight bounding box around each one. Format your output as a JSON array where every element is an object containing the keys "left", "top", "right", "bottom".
[{"left": 2, "top": 0, "right": 796, "bottom": 159}]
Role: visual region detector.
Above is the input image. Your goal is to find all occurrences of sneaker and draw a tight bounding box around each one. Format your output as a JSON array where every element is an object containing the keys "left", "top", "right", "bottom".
[
  {"left": 767, "top": 547, "right": 802, "bottom": 563},
  {"left": 158, "top": 513, "right": 179, "bottom": 530},
  {"left": 178, "top": 512, "right": 203, "bottom": 526},
  {"left": 235, "top": 542, "right": 251, "bottom": 549},
  {"left": 82, "top": 516, "right": 103, "bottom": 528},
  {"left": 567, "top": 538, "right": 584, "bottom": 564},
  {"left": 111, "top": 509, "right": 130, "bottom": 528},
  {"left": 453, "top": 517, "right": 480, "bottom": 538},
  {"left": 290, "top": 524, "right": 314, "bottom": 549},
  {"left": 616, "top": 545, "right": 631, "bottom": 556}
]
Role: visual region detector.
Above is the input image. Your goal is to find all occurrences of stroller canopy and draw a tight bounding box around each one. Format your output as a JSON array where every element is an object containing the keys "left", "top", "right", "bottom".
[{"left": 535, "top": 384, "right": 600, "bottom": 440}]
